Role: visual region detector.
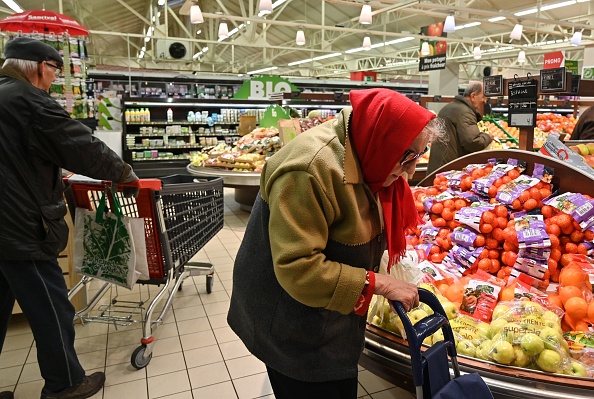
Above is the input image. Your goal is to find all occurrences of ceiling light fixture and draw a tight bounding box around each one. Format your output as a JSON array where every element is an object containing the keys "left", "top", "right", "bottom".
[
  {"left": 517, "top": 50, "right": 526, "bottom": 63},
  {"left": 247, "top": 66, "right": 278, "bottom": 74},
  {"left": 510, "top": 23, "right": 523, "bottom": 40},
  {"left": 421, "top": 41, "right": 430, "bottom": 56},
  {"left": 541, "top": 1, "right": 576, "bottom": 11},
  {"left": 158, "top": 0, "right": 165, "bottom": 6},
  {"left": 296, "top": 28, "right": 305, "bottom": 45},
  {"left": 2, "top": 0, "right": 23, "bottom": 12},
  {"left": 359, "top": 3, "right": 372, "bottom": 25},
  {"left": 488, "top": 16, "right": 506, "bottom": 22},
  {"left": 190, "top": 4, "right": 204, "bottom": 24},
  {"left": 473, "top": 46, "right": 482, "bottom": 59},
  {"left": 363, "top": 36, "right": 371, "bottom": 50},
  {"left": 259, "top": 0, "right": 273, "bottom": 15},
  {"left": 218, "top": 20, "right": 229, "bottom": 39},
  {"left": 571, "top": 31, "right": 582, "bottom": 46},
  {"left": 514, "top": 8, "right": 538, "bottom": 16},
  {"left": 443, "top": 15, "right": 456, "bottom": 33}
]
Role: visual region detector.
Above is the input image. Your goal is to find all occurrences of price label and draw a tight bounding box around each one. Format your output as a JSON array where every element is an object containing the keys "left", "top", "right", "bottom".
[
  {"left": 484, "top": 75, "right": 503, "bottom": 96},
  {"left": 509, "top": 112, "right": 535, "bottom": 127},
  {"left": 540, "top": 67, "right": 567, "bottom": 92}
]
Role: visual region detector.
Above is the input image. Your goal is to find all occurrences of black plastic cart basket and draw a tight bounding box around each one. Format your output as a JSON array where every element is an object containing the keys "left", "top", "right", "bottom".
[{"left": 64, "top": 174, "right": 224, "bottom": 368}]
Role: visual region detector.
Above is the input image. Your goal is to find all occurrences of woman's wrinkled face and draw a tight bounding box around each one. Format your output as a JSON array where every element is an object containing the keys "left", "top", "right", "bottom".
[{"left": 382, "top": 132, "right": 430, "bottom": 187}]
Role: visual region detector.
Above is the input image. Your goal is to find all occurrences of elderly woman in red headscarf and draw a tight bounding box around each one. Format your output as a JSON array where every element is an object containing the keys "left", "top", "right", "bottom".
[{"left": 228, "top": 88, "right": 445, "bottom": 399}]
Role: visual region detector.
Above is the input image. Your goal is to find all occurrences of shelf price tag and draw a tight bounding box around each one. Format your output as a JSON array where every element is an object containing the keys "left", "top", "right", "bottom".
[{"left": 507, "top": 78, "right": 538, "bottom": 128}]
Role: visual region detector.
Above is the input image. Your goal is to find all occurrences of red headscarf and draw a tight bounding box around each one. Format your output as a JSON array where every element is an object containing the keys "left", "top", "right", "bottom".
[{"left": 349, "top": 89, "right": 435, "bottom": 270}]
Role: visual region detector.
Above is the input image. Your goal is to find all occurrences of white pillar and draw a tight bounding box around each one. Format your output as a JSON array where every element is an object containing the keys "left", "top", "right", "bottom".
[{"left": 427, "top": 62, "right": 459, "bottom": 114}]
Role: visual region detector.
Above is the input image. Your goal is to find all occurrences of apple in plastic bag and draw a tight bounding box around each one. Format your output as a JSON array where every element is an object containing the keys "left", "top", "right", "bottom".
[
  {"left": 456, "top": 339, "right": 477, "bottom": 357},
  {"left": 492, "top": 304, "right": 511, "bottom": 321},
  {"left": 489, "top": 318, "right": 509, "bottom": 338},
  {"left": 536, "top": 349, "right": 562, "bottom": 373},
  {"left": 520, "top": 333, "right": 545, "bottom": 356},
  {"left": 512, "top": 345, "right": 531, "bottom": 367},
  {"left": 408, "top": 309, "right": 429, "bottom": 325},
  {"left": 491, "top": 340, "right": 516, "bottom": 365},
  {"left": 564, "top": 361, "right": 588, "bottom": 377},
  {"left": 432, "top": 329, "right": 444, "bottom": 345},
  {"left": 441, "top": 301, "right": 458, "bottom": 320},
  {"left": 475, "top": 340, "right": 494, "bottom": 361},
  {"left": 539, "top": 327, "right": 563, "bottom": 350}
]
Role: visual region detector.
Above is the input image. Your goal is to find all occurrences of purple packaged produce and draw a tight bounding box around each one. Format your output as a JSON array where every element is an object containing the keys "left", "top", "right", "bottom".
[
  {"left": 514, "top": 215, "right": 551, "bottom": 249},
  {"left": 544, "top": 192, "right": 594, "bottom": 231},
  {"left": 454, "top": 203, "right": 495, "bottom": 232},
  {"left": 420, "top": 226, "right": 440, "bottom": 244},
  {"left": 451, "top": 226, "right": 478, "bottom": 248},
  {"left": 472, "top": 163, "right": 515, "bottom": 196}
]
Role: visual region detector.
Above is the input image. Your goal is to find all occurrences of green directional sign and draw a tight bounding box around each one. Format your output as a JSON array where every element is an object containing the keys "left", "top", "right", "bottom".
[
  {"left": 259, "top": 104, "right": 290, "bottom": 128},
  {"left": 234, "top": 75, "right": 299, "bottom": 99},
  {"left": 565, "top": 60, "right": 578, "bottom": 75},
  {"left": 583, "top": 66, "right": 594, "bottom": 80}
]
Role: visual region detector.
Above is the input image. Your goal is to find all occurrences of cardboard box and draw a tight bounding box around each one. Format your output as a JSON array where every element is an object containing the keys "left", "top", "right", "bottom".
[{"left": 539, "top": 134, "right": 594, "bottom": 178}]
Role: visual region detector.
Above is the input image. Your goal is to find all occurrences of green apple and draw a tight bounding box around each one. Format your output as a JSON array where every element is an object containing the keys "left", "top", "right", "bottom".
[
  {"left": 512, "top": 345, "right": 532, "bottom": 367},
  {"left": 385, "top": 314, "right": 405, "bottom": 336},
  {"left": 521, "top": 301, "right": 544, "bottom": 316},
  {"left": 542, "top": 310, "right": 560, "bottom": 324},
  {"left": 543, "top": 319, "right": 564, "bottom": 335},
  {"left": 418, "top": 302, "right": 434, "bottom": 316},
  {"left": 491, "top": 340, "right": 516, "bottom": 365},
  {"left": 432, "top": 329, "right": 444, "bottom": 345},
  {"left": 371, "top": 315, "right": 382, "bottom": 326},
  {"left": 587, "top": 143, "right": 594, "bottom": 155},
  {"left": 492, "top": 304, "right": 511, "bottom": 321},
  {"left": 536, "top": 349, "right": 562, "bottom": 373},
  {"left": 475, "top": 322, "right": 491, "bottom": 339},
  {"left": 441, "top": 301, "right": 459, "bottom": 320},
  {"left": 520, "top": 315, "right": 546, "bottom": 332},
  {"left": 501, "top": 322, "right": 524, "bottom": 344},
  {"left": 521, "top": 333, "right": 545, "bottom": 356},
  {"left": 456, "top": 339, "right": 477, "bottom": 358},
  {"left": 408, "top": 309, "right": 429, "bottom": 325},
  {"left": 577, "top": 143, "right": 590, "bottom": 156},
  {"left": 539, "top": 327, "right": 563, "bottom": 350},
  {"left": 490, "top": 318, "right": 509, "bottom": 338},
  {"left": 476, "top": 340, "right": 494, "bottom": 361},
  {"left": 423, "top": 336, "right": 433, "bottom": 346},
  {"left": 458, "top": 328, "right": 481, "bottom": 343},
  {"left": 564, "top": 360, "right": 588, "bottom": 377},
  {"left": 419, "top": 283, "right": 438, "bottom": 294}
]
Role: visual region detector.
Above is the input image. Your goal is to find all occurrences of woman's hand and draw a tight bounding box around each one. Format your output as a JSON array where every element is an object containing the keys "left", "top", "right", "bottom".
[{"left": 374, "top": 273, "right": 419, "bottom": 312}]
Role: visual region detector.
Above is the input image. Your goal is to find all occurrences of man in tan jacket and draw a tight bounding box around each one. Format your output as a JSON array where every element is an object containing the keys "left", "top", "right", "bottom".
[{"left": 426, "top": 81, "right": 493, "bottom": 174}]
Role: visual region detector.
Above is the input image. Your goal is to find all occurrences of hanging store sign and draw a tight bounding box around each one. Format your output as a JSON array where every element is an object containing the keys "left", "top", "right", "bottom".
[
  {"left": 483, "top": 75, "right": 504, "bottom": 96},
  {"left": 565, "top": 60, "right": 578, "bottom": 75},
  {"left": 540, "top": 67, "right": 567, "bottom": 93},
  {"left": 543, "top": 51, "right": 565, "bottom": 70},
  {"left": 582, "top": 66, "right": 594, "bottom": 80},
  {"left": 508, "top": 78, "right": 538, "bottom": 128},
  {"left": 233, "top": 75, "right": 299, "bottom": 100},
  {"left": 418, "top": 23, "right": 447, "bottom": 72}
]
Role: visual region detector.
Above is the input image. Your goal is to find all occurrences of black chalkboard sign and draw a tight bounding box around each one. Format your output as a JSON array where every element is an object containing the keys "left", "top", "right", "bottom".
[
  {"left": 483, "top": 75, "right": 503, "bottom": 96},
  {"left": 540, "top": 67, "right": 566, "bottom": 93},
  {"left": 508, "top": 79, "right": 538, "bottom": 100},
  {"left": 508, "top": 79, "right": 538, "bottom": 128},
  {"left": 569, "top": 75, "right": 581, "bottom": 95}
]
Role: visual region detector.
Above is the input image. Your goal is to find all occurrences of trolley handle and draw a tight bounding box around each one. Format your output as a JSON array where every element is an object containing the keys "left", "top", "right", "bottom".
[
  {"left": 391, "top": 288, "right": 458, "bottom": 387},
  {"left": 63, "top": 173, "right": 162, "bottom": 190}
]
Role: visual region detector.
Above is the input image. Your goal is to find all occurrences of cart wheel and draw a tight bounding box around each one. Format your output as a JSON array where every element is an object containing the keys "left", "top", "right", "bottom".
[
  {"left": 206, "top": 274, "right": 214, "bottom": 294},
  {"left": 131, "top": 344, "right": 152, "bottom": 369}
]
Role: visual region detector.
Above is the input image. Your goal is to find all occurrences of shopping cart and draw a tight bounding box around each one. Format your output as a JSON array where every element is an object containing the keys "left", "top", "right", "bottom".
[
  {"left": 64, "top": 174, "right": 224, "bottom": 369},
  {"left": 392, "top": 288, "right": 494, "bottom": 399}
]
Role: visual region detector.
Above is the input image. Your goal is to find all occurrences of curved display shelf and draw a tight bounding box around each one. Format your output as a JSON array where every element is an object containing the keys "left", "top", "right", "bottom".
[{"left": 187, "top": 165, "right": 261, "bottom": 211}]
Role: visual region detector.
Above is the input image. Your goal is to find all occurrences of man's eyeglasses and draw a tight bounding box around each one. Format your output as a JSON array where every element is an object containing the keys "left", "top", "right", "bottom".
[
  {"left": 42, "top": 61, "right": 62, "bottom": 73},
  {"left": 399, "top": 145, "right": 430, "bottom": 166}
]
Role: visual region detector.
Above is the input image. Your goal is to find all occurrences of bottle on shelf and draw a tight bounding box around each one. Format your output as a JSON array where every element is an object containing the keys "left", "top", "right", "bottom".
[
  {"left": 167, "top": 108, "right": 173, "bottom": 123},
  {"left": 125, "top": 109, "right": 131, "bottom": 123},
  {"left": 145, "top": 108, "right": 151, "bottom": 123}
]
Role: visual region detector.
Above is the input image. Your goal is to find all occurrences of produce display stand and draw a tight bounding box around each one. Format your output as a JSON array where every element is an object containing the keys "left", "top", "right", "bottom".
[
  {"left": 362, "top": 149, "right": 594, "bottom": 399},
  {"left": 187, "top": 164, "right": 261, "bottom": 211}
]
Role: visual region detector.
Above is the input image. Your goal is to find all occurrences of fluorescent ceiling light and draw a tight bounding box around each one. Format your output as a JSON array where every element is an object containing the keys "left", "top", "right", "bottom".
[
  {"left": 288, "top": 58, "right": 312, "bottom": 66},
  {"left": 2, "top": 0, "right": 23, "bottom": 12},
  {"left": 488, "top": 16, "right": 506, "bottom": 22},
  {"left": 247, "top": 66, "right": 278, "bottom": 74},
  {"left": 193, "top": 46, "right": 209, "bottom": 59},
  {"left": 455, "top": 22, "right": 481, "bottom": 30},
  {"left": 312, "top": 52, "right": 341, "bottom": 61},
  {"left": 541, "top": 0, "right": 576, "bottom": 11},
  {"left": 385, "top": 37, "right": 415, "bottom": 45},
  {"left": 514, "top": 8, "right": 538, "bottom": 16}
]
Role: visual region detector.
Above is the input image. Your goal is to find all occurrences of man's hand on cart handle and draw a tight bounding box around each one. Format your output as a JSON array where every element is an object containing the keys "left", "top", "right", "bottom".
[
  {"left": 118, "top": 169, "right": 140, "bottom": 198},
  {"left": 374, "top": 274, "right": 420, "bottom": 313}
]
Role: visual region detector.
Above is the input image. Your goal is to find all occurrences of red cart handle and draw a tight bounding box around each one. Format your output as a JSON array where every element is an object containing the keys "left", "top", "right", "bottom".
[{"left": 63, "top": 173, "right": 162, "bottom": 191}]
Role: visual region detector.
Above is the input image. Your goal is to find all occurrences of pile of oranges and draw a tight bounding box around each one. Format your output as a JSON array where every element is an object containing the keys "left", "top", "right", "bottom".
[{"left": 409, "top": 161, "right": 594, "bottom": 332}]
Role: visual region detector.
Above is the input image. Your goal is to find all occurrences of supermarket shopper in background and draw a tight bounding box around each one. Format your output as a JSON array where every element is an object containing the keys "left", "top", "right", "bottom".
[
  {"left": 426, "top": 81, "right": 493, "bottom": 174},
  {"left": 0, "top": 38, "right": 139, "bottom": 399},
  {"left": 228, "top": 88, "right": 445, "bottom": 398},
  {"left": 571, "top": 105, "right": 594, "bottom": 141}
]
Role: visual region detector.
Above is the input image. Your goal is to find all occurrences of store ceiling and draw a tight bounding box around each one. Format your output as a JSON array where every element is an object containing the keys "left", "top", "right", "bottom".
[{"left": 0, "top": 0, "right": 592, "bottom": 83}]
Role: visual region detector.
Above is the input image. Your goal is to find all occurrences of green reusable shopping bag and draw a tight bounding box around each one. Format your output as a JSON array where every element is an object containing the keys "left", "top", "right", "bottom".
[{"left": 73, "top": 188, "right": 148, "bottom": 289}]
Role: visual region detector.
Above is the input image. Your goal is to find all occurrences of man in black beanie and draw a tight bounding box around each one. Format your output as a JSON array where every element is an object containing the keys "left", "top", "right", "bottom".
[{"left": 0, "top": 37, "right": 138, "bottom": 399}]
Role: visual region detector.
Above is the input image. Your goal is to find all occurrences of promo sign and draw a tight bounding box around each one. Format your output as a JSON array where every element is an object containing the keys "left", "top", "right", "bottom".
[
  {"left": 543, "top": 51, "right": 565, "bottom": 70},
  {"left": 233, "top": 75, "right": 299, "bottom": 100}
]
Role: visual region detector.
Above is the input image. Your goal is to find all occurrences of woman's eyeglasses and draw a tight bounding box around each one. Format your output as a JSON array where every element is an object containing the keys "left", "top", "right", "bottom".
[{"left": 399, "top": 145, "right": 430, "bottom": 166}]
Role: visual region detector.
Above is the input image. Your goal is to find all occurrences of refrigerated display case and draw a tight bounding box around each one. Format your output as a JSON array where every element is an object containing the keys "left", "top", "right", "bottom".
[{"left": 361, "top": 149, "right": 594, "bottom": 399}]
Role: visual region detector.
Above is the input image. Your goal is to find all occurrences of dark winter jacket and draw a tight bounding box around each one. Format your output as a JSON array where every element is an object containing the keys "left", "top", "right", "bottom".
[
  {"left": 0, "top": 65, "right": 131, "bottom": 260},
  {"left": 572, "top": 106, "right": 594, "bottom": 141},
  {"left": 427, "top": 95, "right": 491, "bottom": 174},
  {"left": 227, "top": 108, "right": 386, "bottom": 382}
]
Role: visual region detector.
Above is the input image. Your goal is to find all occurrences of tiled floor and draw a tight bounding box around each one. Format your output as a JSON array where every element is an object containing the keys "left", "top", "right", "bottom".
[{"left": 0, "top": 188, "right": 414, "bottom": 399}]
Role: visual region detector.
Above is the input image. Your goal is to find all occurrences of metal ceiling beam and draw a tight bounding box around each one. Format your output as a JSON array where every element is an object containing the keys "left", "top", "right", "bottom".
[{"left": 114, "top": 0, "right": 151, "bottom": 26}]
